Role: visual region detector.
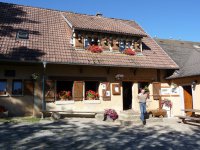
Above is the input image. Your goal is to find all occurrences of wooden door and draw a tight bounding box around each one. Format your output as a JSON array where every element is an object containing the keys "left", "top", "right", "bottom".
[
  {"left": 122, "top": 82, "right": 133, "bottom": 110},
  {"left": 183, "top": 86, "right": 193, "bottom": 116}
]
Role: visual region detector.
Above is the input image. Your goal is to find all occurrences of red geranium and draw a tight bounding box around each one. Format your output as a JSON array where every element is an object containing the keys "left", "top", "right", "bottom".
[
  {"left": 86, "top": 90, "right": 99, "bottom": 100},
  {"left": 88, "top": 45, "right": 103, "bottom": 53},
  {"left": 58, "top": 91, "right": 71, "bottom": 100},
  {"left": 124, "top": 48, "right": 135, "bottom": 55}
]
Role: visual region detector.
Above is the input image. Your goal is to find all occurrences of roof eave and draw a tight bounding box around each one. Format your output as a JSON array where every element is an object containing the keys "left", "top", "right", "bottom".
[{"left": 73, "top": 27, "right": 147, "bottom": 37}]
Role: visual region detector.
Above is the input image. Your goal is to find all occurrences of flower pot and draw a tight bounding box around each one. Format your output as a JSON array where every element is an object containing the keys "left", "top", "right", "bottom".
[{"left": 87, "top": 97, "right": 95, "bottom": 100}]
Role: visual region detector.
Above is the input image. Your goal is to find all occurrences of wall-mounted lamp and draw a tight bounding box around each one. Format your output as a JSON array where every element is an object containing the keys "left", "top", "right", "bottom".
[
  {"left": 191, "top": 80, "right": 197, "bottom": 90},
  {"left": 43, "top": 61, "right": 47, "bottom": 69},
  {"left": 115, "top": 74, "right": 124, "bottom": 81}
]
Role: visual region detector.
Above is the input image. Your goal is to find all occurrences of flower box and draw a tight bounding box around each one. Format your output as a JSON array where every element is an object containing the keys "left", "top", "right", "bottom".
[
  {"left": 86, "top": 90, "right": 99, "bottom": 100},
  {"left": 83, "top": 100, "right": 101, "bottom": 104},
  {"left": 88, "top": 45, "right": 103, "bottom": 53},
  {"left": 55, "top": 100, "right": 75, "bottom": 105},
  {"left": 124, "top": 48, "right": 135, "bottom": 55}
]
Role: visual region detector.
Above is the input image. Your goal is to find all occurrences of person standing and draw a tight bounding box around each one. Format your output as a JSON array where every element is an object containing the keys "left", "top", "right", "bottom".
[{"left": 138, "top": 88, "right": 149, "bottom": 125}]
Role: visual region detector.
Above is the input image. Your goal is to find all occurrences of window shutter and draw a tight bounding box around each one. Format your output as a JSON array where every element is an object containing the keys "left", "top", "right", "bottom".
[
  {"left": 45, "top": 80, "right": 55, "bottom": 102},
  {"left": 24, "top": 80, "right": 34, "bottom": 95},
  {"left": 101, "top": 38, "right": 109, "bottom": 50},
  {"left": 112, "top": 39, "right": 119, "bottom": 51},
  {"left": 102, "top": 82, "right": 111, "bottom": 101},
  {"left": 75, "top": 38, "right": 84, "bottom": 49},
  {"left": 152, "top": 82, "right": 161, "bottom": 100},
  {"left": 73, "top": 81, "right": 84, "bottom": 101}
]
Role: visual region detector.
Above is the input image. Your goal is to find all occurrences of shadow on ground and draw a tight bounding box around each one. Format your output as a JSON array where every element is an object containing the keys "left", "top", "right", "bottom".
[{"left": 0, "top": 119, "right": 200, "bottom": 150}]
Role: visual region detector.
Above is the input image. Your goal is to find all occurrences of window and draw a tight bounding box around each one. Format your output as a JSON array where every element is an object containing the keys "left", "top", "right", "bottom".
[
  {"left": 119, "top": 41, "right": 125, "bottom": 51},
  {"left": 56, "top": 81, "right": 73, "bottom": 100},
  {"left": 16, "top": 31, "right": 29, "bottom": 39},
  {"left": 84, "top": 37, "right": 99, "bottom": 48},
  {"left": 85, "top": 81, "right": 99, "bottom": 100},
  {"left": 126, "top": 41, "right": 132, "bottom": 48},
  {"left": 84, "top": 37, "right": 91, "bottom": 48},
  {"left": 91, "top": 37, "right": 98, "bottom": 46},
  {"left": 0, "top": 80, "right": 7, "bottom": 96},
  {"left": 12, "top": 80, "right": 23, "bottom": 95}
]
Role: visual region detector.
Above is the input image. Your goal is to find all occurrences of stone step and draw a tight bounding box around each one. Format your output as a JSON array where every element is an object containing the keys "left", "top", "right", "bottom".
[
  {"left": 117, "top": 117, "right": 163, "bottom": 126},
  {"left": 118, "top": 115, "right": 140, "bottom": 121},
  {"left": 119, "top": 110, "right": 140, "bottom": 115}
]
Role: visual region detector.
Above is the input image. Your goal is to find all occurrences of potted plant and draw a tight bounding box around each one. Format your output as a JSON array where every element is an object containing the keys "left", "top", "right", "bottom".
[
  {"left": 0, "top": 106, "right": 8, "bottom": 118},
  {"left": 161, "top": 99, "right": 172, "bottom": 109},
  {"left": 161, "top": 99, "right": 172, "bottom": 118},
  {"left": 124, "top": 48, "right": 135, "bottom": 55},
  {"left": 88, "top": 45, "right": 103, "bottom": 53},
  {"left": 58, "top": 91, "right": 72, "bottom": 100},
  {"left": 31, "top": 73, "right": 39, "bottom": 80},
  {"left": 86, "top": 90, "right": 99, "bottom": 100},
  {"left": 104, "top": 109, "right": 118, "bottom": 121}
]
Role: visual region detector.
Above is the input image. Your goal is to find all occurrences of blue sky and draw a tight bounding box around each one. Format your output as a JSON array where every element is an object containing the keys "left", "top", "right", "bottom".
[{"left": 1, "top": 0, "right": 200, "bottom": 42}]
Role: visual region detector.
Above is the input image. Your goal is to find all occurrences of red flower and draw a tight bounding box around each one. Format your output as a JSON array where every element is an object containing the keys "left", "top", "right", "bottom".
[
  {"left": 58, "top": 91, "right": 72, "bottom": 100},
  {"left": 88, "top": 45, "right": 103, "bottom": 53},
  {"left": 86, "top": 90, "right": 99, "bottom": 99},
  {"left": 124, "top": 48, "right": 135, "bottom": 55}
]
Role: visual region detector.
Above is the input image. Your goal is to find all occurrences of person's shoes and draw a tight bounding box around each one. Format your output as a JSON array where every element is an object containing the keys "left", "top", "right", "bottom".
[{"left": 143, "top": 120, "right": 146, "bottom": 125}]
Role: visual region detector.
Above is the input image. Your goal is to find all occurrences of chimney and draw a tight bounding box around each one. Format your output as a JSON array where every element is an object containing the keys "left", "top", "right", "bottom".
[{"left": 96, "top": 13, "right": 103, "bottom": 17}]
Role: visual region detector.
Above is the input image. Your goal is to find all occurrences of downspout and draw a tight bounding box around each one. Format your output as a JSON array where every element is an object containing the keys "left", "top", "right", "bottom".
[{"left": 42, "top": 62, "right": 47, "bottom": 111}]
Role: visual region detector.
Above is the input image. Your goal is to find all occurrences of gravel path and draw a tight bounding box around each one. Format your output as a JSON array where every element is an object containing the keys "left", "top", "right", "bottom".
[{"left": 0, "top": 118, "right": 200, "bottom": 150}]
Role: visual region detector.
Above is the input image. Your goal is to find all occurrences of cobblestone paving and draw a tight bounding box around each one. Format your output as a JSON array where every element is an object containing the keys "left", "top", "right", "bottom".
[{"left": 0, "top": 118, "right": 200, "bottom": 150}]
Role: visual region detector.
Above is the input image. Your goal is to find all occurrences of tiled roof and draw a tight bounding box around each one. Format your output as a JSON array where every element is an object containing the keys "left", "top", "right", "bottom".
[
  {"left": 155, "top": 39, "right": 200, "bottom": 78},
  {"left": 0, "top": 2, "right": 178, "bottom": 69},
  {"left": 62, "top": 12, "right": 147, "bottom": 37}
]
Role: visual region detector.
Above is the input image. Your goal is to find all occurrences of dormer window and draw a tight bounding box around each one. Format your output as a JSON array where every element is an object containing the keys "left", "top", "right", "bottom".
[{"left": 16, "top": 31, "right": 29, "bottom": 39}]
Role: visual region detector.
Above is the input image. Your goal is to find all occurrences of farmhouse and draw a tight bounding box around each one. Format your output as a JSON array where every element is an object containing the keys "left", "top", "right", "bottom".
[
  {"left": 156, "top": 39, "right": 200, "bottom": 116},
  {"left": 0, "top": 2, "right": 178, "bottom": 116}
]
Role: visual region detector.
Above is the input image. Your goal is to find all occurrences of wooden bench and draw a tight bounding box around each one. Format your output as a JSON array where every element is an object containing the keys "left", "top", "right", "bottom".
[
  {"left": 40, "top": 110, "right": 104, "bottom": 120},
  {"left": 176, "top": 109, "right": 200, "bottom": 123},
  {"left": 176, "top": 115, "right": 200, "bottom": 123}
]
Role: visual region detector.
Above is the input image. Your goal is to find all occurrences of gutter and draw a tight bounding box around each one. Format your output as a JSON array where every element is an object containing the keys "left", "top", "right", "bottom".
[{"left": 0, "top": 59, "right": 179, "bottom": 70}]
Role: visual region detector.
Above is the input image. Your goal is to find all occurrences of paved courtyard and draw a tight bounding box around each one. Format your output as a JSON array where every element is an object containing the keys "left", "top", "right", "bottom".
[{"left": 0, "top": 118, "right": 200, "bottom": 150}]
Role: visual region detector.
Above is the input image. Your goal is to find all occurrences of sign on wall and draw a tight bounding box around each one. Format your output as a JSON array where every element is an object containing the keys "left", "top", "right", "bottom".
[{"left": 160, "top": 87, "right": 180, "bottom": 95}]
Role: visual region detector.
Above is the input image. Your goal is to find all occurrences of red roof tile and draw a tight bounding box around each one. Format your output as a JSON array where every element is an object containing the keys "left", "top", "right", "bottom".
[
  {"left": 0, "top": 2, "right": 178, "bottom": 69},
  {"left": 62, "top": 12, "right": 147, "bottom": 37}
]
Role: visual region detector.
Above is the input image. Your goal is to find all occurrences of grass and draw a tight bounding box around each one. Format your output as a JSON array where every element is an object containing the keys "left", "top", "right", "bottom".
[{"left": 0, "top": 116, "right": 42, "bottom": 123}]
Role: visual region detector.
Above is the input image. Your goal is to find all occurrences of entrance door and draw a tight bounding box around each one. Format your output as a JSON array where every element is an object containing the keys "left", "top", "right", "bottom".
[
  {"left": 122, "top": 82, "right": 133, "bottom": 110},
  {"left": 183, "top": 85, "right": 193, "bottom": 116}
]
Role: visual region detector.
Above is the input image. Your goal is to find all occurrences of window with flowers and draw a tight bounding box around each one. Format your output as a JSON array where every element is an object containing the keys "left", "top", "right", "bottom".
[
  {"left": 85, "top": 81, "right": 99, "bottom": 100},
  {"left": 56, "top": 81, "right": 73, "bottom": 100}
]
